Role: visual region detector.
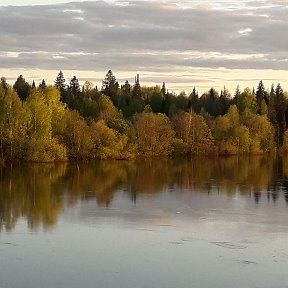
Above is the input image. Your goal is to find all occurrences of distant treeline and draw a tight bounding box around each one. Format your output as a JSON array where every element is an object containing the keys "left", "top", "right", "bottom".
[{"left": 0, "top": 70, "right": 288, "bottom": 162}]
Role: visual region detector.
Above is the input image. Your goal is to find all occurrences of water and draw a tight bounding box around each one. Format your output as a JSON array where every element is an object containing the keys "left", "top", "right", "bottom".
[{"left": 1, "top": 156, "right": 288, "bottom": 288}]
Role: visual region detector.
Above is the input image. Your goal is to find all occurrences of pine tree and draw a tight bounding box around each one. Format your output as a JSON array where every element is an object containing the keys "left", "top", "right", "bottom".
[
  {"left": 13, "top": 75, "right": 30, "bottom": 101},
  {"left": 101, "top": 70, "right": 120, "bottom": 107},
  {"left": 219, "top": 86, "right": 230, "bottom": 115},
  {"left": 161, "top": 82, "right": 167, "bottom": 96},
  {"left": 274, "top": 83, "right": 286, "bottom": 146},
  {"left": 121, "top": 80, "right": 131, "bottom": 97},
  {"left": 234, "top": 85, "right": 241, "bottom": 98},
  {"left": 39, "top": 79, "right": 47, "bottom": 90},
  {"left": 54, "top": 71, "right": 66, "bottom": 91},
  {"left": 69, "top": 76, "right": 80, "bottom": 96},
  {"left": 268, "top": 84, "right": 277, "bottom": 126},
  {"left": 189, "top": 87, "right": 200, "bottom": 113},
  {"left": 54, "top": 71, "right": 67, "bottom": 102},
  {"left": 256, "top": 80, "right": 269, "bottom": 114},
  {"left": 132, "top": 74, "right": 141, "bottom": 99}
]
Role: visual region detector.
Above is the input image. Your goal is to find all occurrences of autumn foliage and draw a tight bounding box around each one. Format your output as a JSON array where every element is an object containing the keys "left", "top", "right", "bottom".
[{"left": 0, "top": 71, "right": 287, "bottom": 162}]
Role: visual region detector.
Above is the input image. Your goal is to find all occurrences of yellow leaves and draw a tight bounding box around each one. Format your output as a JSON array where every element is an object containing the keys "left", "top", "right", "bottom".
[
  {"left": 280, "top": 131, "right": 288, "bottom": 154},
  {"left": 173, "top": 111, "right": 215, "bottom": 155},
  {"left": 135, "top": 112, "right": 175, "bottom": 156},
  {"left": 226, "top": 105, "right": 239, "bottom": 127},
  {"left": 97, "top": 94, "right": 119, "bottom": 123},
  {"left": 212, "top": 106, "right": 274, "bottom": 155},
  {"left": 90, "top": 120, "right": 132, "bottom": 159},
  {"left": 25, "top": 137, "right": 67, "bottom": 162},
  {"left": 242, "top": 111, "right": 275, "bottom": 153}
]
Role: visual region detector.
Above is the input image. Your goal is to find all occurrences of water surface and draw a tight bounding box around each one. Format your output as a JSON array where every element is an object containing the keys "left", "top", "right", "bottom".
[{"left": 1, "top": 156, "right": 288, "bottom": 288}]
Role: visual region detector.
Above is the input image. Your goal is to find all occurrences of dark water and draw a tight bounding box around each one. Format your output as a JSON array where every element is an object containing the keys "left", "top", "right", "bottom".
[{"left": 1, "top": 156, "right": 288, "bottom": 288}]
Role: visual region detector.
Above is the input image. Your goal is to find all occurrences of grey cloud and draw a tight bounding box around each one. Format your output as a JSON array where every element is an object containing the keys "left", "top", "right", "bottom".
[
  {"left": 0, "top": 0, "right": 287, "bottom": 71},
  {"left": 0, "top": 50, "right": 287, "bottom": 72}
]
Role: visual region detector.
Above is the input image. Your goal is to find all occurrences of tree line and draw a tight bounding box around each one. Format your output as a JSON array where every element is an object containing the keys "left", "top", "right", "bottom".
[{"left": 0, "top": 70, "right": 288, "bottom": 162}]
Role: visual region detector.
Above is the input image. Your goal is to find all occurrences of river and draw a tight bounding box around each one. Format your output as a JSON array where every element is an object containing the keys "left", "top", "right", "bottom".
[{"left": 0, "top": 156, "right": 288, "bottom": 288}]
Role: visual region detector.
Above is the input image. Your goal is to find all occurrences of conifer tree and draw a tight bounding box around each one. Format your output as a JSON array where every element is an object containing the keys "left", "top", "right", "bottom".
[
  {"left": 101, "top": 70, "right": 120, "bottom": 107},
  {"left": 274, "top": 83, "right": 286, "bottom": 146},
  {"left": 13, "top": 75, "right": 30, "bottom": 101},
  {"left": 54, "top": 70, "right": 67, "bottom": 103},
  {"left": 132, "top": 74, "right": 141, "bottom": 99},
  {"left": 256, "top": 80, "right": 269, "bottom": 114},
  {"left": 39, "top": 79, "right": 47, "bottom": 90}
]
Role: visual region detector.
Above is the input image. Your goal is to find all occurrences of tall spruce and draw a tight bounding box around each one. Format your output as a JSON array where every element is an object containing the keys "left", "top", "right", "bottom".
[
  {"left": 54, "top": 71, "right": 67, "bottom": 102},
  {"left": 275, "top": 83, "right": 287, "bottom": 146},
  {"left": 132, "top": 74, "right": 141, "bottom": 99},
  {"left": 256, "top": 80, "right": 269, "bottom": 114},
  {"left": 101, "top": 70, "right": 120, "bottom": 107},
  {"left": 13, "top": 75, "right": 30, "bottom": 101}
]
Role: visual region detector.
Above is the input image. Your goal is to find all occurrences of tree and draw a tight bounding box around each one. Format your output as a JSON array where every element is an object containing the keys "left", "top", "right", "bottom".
[
  {"left": 83, "top": 81, "right": 94, "bottom": 95},
  {"left": 96, "top": 94, "right": 120, "bottom": 124},
  {"left": 121, "top": 80, "right": 131, "bottom": 97},
  {"left": 242, "top": 110, "right": 275, "bottom": 153},
  {"left": 234, "top": 85, "right": 241, "bottom": 99},
  {"left": 161, "top": 82, "right": 167, "bottom": 96},
  {"left": 189, "top": 87, "right": 200, "bottom": 113},
  {"left": 119, "top": 80, "right": 132, "bottom": 117},
  {"left": 54, "top": 71, "right": 67, "bottom": 103},
  {"left": 101, "top": 70, "right": 120, "bottom": 107},
  {"left": 31, "top": 80, "right": 36, "bottom": 89},
  {"left": 135, "top": 112, "right": 175, "bottom": 156},
  {"left": 89, "top": 120, "right": 130, "bottom": 159},
  {"left": 219, "top": 86, "right": 231, "bottom": 115},
  {"left": 25, "top": 89, "right": 67, "bottom": 161},
  {"left": 54, "top": 71, "right": 66, "bottom": 92},
  {"left": 69, "top": 76, "right": 80, "bottom": 96},
  {"left": 0, "top": 77, "right": 8, "bottom": 90},
  {"left": 42, "top": 86, "right": 67, "bottom": 137},
  {"left": 61, "top": 110, "right": 91, "bottom": 160},
  {"left": 256, "top": 80, "right": 268, "bottom": 114},
  {"left": 200, "top": 88, "right": 221, "bottom": 117},
  {"left": 274, "top": 83, "right": 287, "bottom": 146},
  {"left": 13, "top": 75, "right": 30, "bottom": 101},
  {"left": 0, "top": 87, "right": 29, "bottom": 160},
  {"left": 234, "top": 87, "right": 257, "bottom": 114},
  {"left": 132, "top": 74, "right": 141, "bottom": 99},
  {"left": 212, "top": 105, "right": 250, "bottom": 155},
  {"left": 268, "top": 84, "right": 277, "bottom": 126},
  {"left": 39, "top": 79, "right": 47, "bottom": 90},
  {"left": 149, "top": 86, "right": 163, "bottom": 113},
  {"left": 173, "top": 111, "right": 215, "bottom": 155},
  {"left": 67, "top": 76, "right": 81, "bottom": 109}
]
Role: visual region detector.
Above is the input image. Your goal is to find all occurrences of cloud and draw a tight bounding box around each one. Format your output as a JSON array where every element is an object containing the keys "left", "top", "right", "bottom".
[{"left": 0, "top": 0, "right": 287, "bottom": 91}]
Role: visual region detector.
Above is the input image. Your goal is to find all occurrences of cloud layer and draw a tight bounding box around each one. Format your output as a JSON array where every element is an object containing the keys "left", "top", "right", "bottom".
[{"left": 0, "top": 0, "right": 287, "bottom": 91}]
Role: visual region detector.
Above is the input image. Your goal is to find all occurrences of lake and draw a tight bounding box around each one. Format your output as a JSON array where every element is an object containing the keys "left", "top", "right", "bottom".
[{"left": 1, "top": 156, "right": 288, "bottom": 288}]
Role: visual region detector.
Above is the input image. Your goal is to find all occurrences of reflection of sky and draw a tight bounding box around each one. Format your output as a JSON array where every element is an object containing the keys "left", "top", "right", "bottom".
[
  {"left": 1, "top": 188, "right": 288, "bottom": 288},
  {"left": 0, "top": 0, "right": 287, "bottom": 93},
  {"left": 0, "top": 0, "right": 264, "bottom": 8},
  {"left": 62, "top": 188, "right": 288, "bottom": 235},
  {"left": 0, "top": 0, "right": 250, "bottom": 6}
]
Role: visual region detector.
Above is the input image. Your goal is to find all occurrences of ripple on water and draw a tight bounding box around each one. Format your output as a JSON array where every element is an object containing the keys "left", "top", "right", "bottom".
[{"left": 211, "top": 241, "right": 247, "bottom": 249}]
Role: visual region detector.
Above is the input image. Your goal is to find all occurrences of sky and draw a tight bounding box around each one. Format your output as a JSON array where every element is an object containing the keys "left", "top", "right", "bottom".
[{"left": 0, "top": 0, "right": 288, "bottom": 94}]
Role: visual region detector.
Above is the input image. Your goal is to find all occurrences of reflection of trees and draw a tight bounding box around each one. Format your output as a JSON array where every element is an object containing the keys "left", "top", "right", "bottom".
[
  {"left": 1, "top": 155, "right": 288, "bottom": 231},
  {"left": 63, "top": 161, "right": 133, "bottom": 206},
  {"left": 0, "top": 164, "right": 66, "bottom": 231}
]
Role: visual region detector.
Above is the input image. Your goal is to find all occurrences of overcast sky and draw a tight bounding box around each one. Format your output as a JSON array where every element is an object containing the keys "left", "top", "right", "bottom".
[{"left": 0, "top": 0, "right": 287, "bottom": 93}]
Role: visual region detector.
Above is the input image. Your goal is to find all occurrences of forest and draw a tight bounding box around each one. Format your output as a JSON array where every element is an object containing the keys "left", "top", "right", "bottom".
[{"left": 0, "top": 70, "right": 287, "bottom": 163}]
